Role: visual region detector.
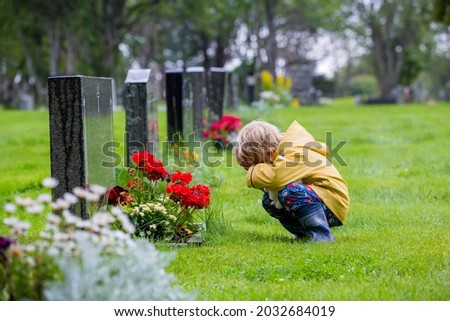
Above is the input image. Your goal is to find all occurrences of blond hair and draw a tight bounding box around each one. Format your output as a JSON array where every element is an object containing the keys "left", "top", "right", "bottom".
[{"left": 235, "top": 120, "right": 281, "bottom": 169}]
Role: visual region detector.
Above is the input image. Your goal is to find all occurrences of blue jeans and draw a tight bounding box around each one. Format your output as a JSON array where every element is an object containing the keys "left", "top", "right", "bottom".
[{"left": 262, "top": 183, "right": 341, "bottom": 242}]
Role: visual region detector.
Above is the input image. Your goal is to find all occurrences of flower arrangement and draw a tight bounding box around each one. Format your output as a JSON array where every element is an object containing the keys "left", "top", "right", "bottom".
[
  {"left": 259, "top": 69, "right": 299, "bottom": 108},
  {"left": 203, "top": 115, "right": 242, "bottom": 147},
  {"left": 108, "top": 150, "right": 210, "bottom": 243},
  {"left": 0, "top": 178, "right": 193, "bottom": 300}
]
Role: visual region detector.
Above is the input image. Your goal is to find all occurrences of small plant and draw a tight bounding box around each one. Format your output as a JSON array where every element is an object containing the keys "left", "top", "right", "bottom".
[
  {"left": 110, "top": 150, "right": 211, "bottom": 243},
  {"left": 0, "top": 178, "right": 193, "bottom": 300}
]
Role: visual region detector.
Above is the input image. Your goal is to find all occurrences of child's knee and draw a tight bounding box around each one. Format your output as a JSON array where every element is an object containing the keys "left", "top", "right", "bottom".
[{"left": 278, "top": 183, "right": 319, "bottom": 212}]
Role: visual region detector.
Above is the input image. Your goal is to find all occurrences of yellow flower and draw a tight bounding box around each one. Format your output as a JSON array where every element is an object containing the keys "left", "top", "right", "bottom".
[
  {"left": 261, "top": 70, "right": 273, "bottom": 91},
  {"left": 290, "top": 98, "right": 300, "bottom": 108},
  {"left": 285, "top": 77, "right": 292, "bottom": 90},
  {"left": 276, "top": 75, "right": 285, "bottom": 87},
  {"left": 183, "top": 150, "right": 199, "bottom": 161},
  {"left": 10, "top": 245, "right": 22, "bottom": 257}
]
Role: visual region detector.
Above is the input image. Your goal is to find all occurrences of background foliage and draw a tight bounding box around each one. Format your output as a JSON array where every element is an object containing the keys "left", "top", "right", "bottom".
[{"left": 0, "top": 0, "right": 448, "bottom": 107}]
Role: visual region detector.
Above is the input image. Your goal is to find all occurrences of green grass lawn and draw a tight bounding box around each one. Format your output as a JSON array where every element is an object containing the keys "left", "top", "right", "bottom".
[{"left": 1, "top": 99, "right": 449, "bottom": 300}]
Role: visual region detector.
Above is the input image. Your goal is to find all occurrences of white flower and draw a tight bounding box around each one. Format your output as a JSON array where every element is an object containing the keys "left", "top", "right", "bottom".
[
  {"left": 73, "top": 187, "right": 88, "bottom": 199},
  {"left": 26, "top": 204, "right": 44, "bottom": 214},
  {"left": 112, "top": 230, "right": 129, "bottom": 241},
  {"left": 90, "top": 184, "right": 107, "bottom": 196},
  {"left": 9, "top": 221, "right": 31, "bottom": 237},
  {"left": 62, "top": 210, "right": 79, "bottom": 225},
  {"left": 110, "top": 207, "right": 135, "bottom": 234},
  {"left": 37, "top": 193, "right": 52, "bottom": 203},
  {"left": 47, "top": 213, "right": 61, "bottom": 225},
  {"left": 53, "top": 232, "right": 70, "bottom": 244},
  {"left": 52, "top": 198, "right": 71, "bottom": 211},
  {"left": 63, "top": 192, "right": 78, "bottom": 205},
  {"left": 25, "top": 257, "right": 36, "bottom": 267},
  {"left": 42, "top": 177, "right": 59, "bottom": 189},
  {"left": 118, "top": 216, "right": 135, "bottom": 234},
  {"left": 15, "top": 196, "right": 36, "bottom": 207},
  {"left": 259, "top": 91, "right": 273, "bottom": 100},
  {"left": 39, "top": 231, "right": 52, "bottom": 240},
  {"left": 47, "top": 246, "right": 60, "bottom": 256},
  {"left": 3, "top": 203, "right": 16, "bottom": 213},
  {"left": 64, "top": 240, "right": 77, "bottom": 252},
  {"left": 23, "top": 244, "right": 36, "bottom": 252},
  {"left": 92, "top": 212, "right": 114, "bottom": 227},
  {"left": 76, "top": 220, "right": 91, "bottom": 229},
  {"left": 3, "top": 216, "right": 20, "bottom": 226},
  {"left": 85, "top": 192, "right": 100, "bottom": 202},
  {"left": 110, "top": 206, "right": 123, "bottom": 217}
]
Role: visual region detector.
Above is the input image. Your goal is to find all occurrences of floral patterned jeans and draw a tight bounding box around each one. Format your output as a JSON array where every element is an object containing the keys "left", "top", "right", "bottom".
[{"left": 262, "top": 182, "right": 342, "bottom": 242}]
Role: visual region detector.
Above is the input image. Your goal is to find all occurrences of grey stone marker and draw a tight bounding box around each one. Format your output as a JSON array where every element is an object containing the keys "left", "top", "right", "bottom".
[
  {"left": 208, "top": 67, "right": 226, "bottom": 124},
  {"left": 48, "top": 76, "right": 115, "bottom": 219},
  {"left": 183, "top": 66, "right": 206, "bottom": 141},
  {"left": 123, "top": 69, "right": 158, "bottom": 166},
  {"left": 287, "top": 63, "right": 315, "bottom": 104}
]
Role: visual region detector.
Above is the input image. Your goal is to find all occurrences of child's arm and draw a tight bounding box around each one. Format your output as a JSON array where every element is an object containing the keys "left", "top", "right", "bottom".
[{"left": 247, "top": 159, "right": 309, "bottom": 190}]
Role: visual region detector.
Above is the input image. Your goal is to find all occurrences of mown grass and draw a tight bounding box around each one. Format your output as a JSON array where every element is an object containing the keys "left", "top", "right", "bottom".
[{"left": 1, "top": 99, "right": 449, "bottom": 300}]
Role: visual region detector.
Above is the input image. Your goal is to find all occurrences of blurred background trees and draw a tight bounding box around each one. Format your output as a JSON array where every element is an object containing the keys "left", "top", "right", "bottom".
[{"left": 0, "top": 0, "right": 448, "bottom": 107}]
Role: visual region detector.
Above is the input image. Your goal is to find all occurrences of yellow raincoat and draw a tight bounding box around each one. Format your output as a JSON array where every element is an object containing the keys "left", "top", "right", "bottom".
[{"left": 246, "top": 120, "right": 349, "bottom": 223}]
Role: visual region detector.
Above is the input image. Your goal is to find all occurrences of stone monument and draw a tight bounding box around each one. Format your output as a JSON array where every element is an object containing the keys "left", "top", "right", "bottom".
[
  {"left": 123, "top": 69, "right": 158, "bottom": 165},
  {"left": 48, "top": 75, "right": 115, "bottom": 218},
  {"left": 208, "top": 67, "right": 226, "bottom": 124},
  {"left": 165, "top": 69, "right": 183, "bottom": 143},
  {"left": 183, "top": 66, "right": 206, "bottom": 141}
]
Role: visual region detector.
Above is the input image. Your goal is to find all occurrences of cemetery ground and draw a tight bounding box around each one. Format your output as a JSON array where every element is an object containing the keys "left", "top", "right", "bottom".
[{"left": 1, "top": 98, "right": 449, "bottom": 300}]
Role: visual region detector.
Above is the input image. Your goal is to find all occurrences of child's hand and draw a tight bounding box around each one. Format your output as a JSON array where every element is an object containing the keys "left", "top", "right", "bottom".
[{"left": 264, "top": 188, "right": 283, "bottom": 209}]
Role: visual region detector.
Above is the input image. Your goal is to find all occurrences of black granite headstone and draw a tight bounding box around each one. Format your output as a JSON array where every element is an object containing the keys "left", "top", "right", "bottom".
[
  {"left": 165, "top": 69, "right": 183, "bottom": 143},
  {"left": 48, "top": 76, "right": 115, "bottom": 218},
  {"left": 123, "top": 69, "right": 158, "bottom": 165},
  {"left": 184, "top": 67, "right": 206, "bottom": 141},
  {"left": 208, "top": 67, "right": 226, "bottom": 124}
]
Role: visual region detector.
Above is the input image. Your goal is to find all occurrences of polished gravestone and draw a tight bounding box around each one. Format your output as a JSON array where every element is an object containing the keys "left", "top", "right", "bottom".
[
  {"left": 183, "top": 66, "right": 206, "bottom": 141},
  {"left": 123, "top": 69, "right": 158, "bottom": 165},
  {"left": 48, "top": 76, "right": 115, "bottom": 218},
  {"left": 165, "top": 69, "right": 183, "bottom": 143},
  {"left": 208, "top": 67, "right": 226, "bottom": 124}
]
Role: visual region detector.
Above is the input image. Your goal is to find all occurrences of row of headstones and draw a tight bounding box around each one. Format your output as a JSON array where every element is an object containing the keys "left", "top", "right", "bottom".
[{"left": 48, "top": 67, "right": 227, "bottom": 218}]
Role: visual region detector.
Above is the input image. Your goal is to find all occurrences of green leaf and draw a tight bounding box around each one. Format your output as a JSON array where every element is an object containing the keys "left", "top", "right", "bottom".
[{"left": 116, "top": 167, "right": 131, "bottom": 186}]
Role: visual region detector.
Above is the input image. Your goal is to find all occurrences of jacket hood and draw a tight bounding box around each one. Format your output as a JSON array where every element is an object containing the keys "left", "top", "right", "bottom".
[{"left": 275, "top": 120, "right": 328, "bottom": 157}]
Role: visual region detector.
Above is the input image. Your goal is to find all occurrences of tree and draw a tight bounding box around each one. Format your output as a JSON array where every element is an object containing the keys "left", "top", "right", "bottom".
[
  {"left": 433, "top": 0, "right": 450, "bottom": 25},
  {"left": 246, "top": 0, "right": 342, "bottom": 78},
  {"left": 344, "top": 0, "right": 434, "bottom": 97}
]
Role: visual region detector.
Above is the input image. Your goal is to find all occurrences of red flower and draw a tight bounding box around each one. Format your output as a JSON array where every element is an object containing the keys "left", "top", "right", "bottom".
[
  {"left": 204, "top": 115, "right": 242, "bottom": 142},
  {"left": 166, "top": 184, "right": 191, "bottom": 202},
  {"left": 221, "top": 115, "right": 241, "bottom": 132},
  {"left": 171, "top": 171, "right": 193, "bottom": 185},
  {"left": 181, "top": 184, "right": 210, "bottom": 209},
  {"left": 131, "top": 150, "right": 155, "bottom": 166},
  {"left": 144, "top": 160, "right": 167, "bottom": 181},
  {"left": 107, "top": 186, "right": 133, "bottom": 205}
]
